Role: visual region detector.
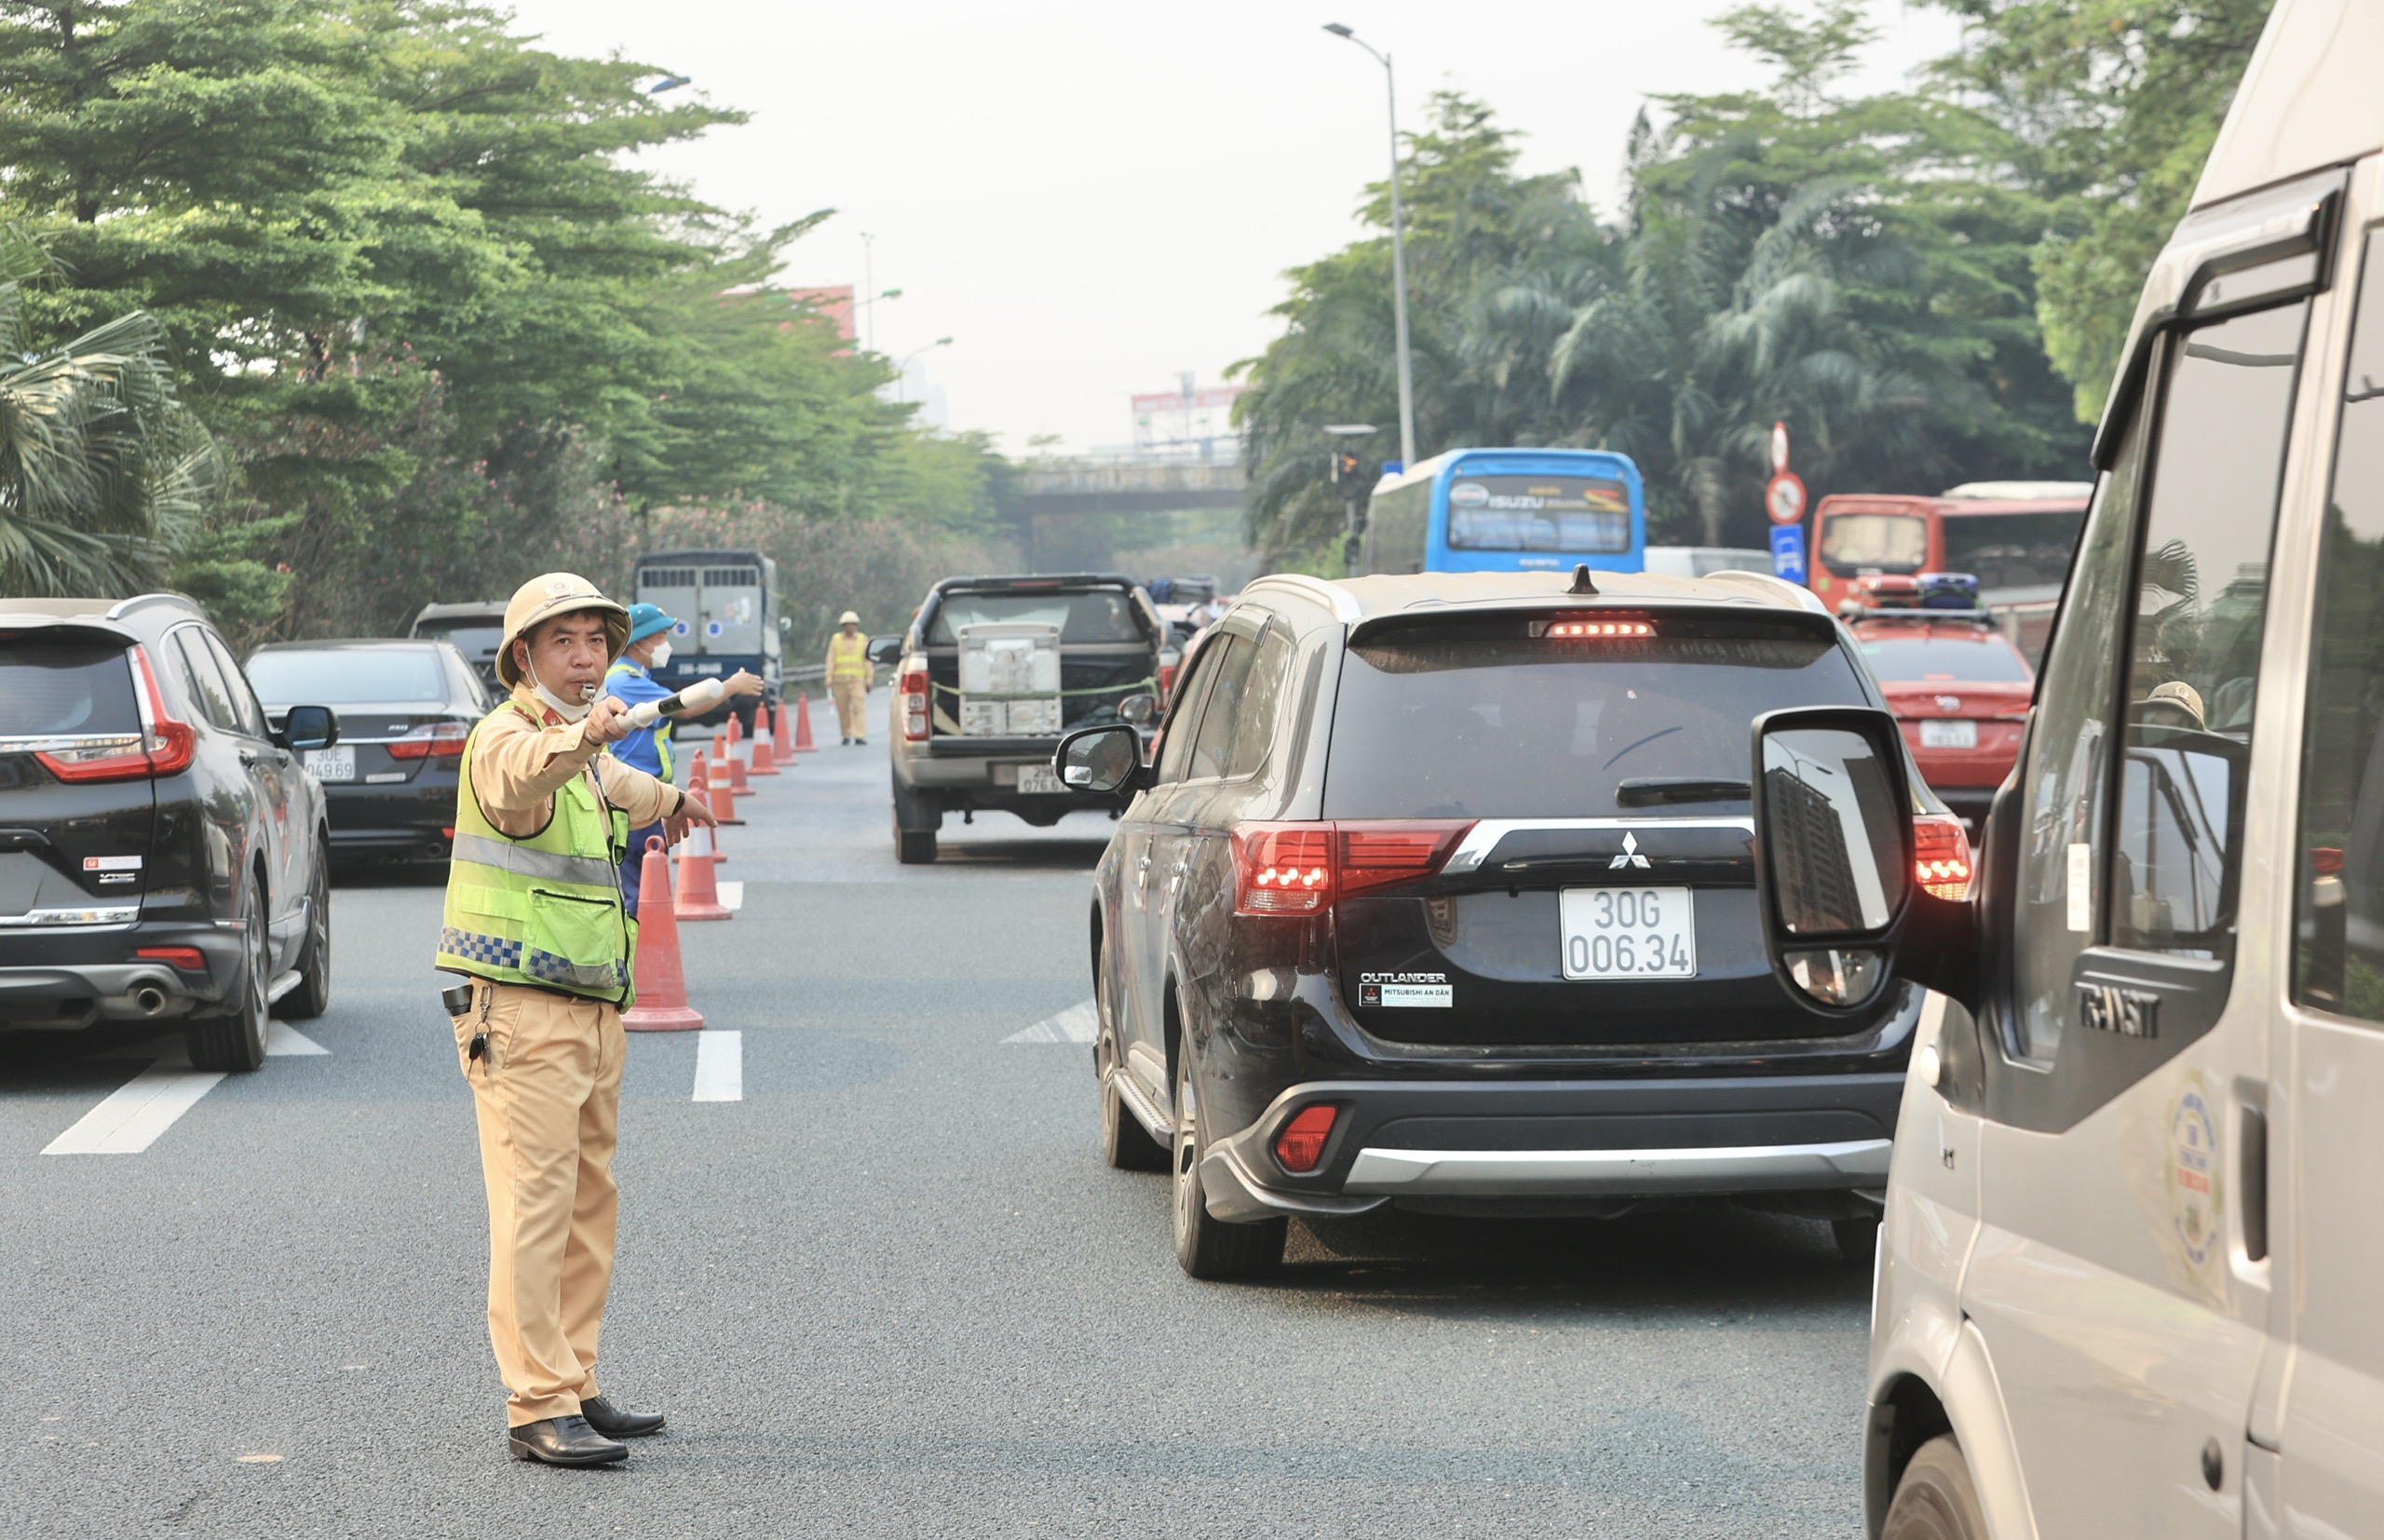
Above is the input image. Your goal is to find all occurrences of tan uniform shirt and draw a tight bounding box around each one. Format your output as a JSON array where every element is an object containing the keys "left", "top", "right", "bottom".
[{"left": 472, "top": 684, "right": 682, "bottom": 837}]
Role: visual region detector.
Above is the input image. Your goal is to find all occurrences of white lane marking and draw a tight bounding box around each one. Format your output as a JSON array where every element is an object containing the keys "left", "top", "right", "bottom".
[
  {"left": 44, "top": 1065, "right": 227, "bottom": 1155},
  {"left": 693, "top": 1031, "right": 742, "bottom": 1101},
  {"left": 1003, "top": 999, "right": 1098, "bottom": 1045},
  {"left": 267, "top": 1022, "right": 328, "bottom": 1056},
  {"left": 716, "top": 880, "right": 744, "bottom": 912}
]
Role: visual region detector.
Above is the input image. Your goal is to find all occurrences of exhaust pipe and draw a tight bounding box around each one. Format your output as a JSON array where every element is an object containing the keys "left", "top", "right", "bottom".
[{"left": 133, "top": 985, "right": 169, "bottom": 1016}]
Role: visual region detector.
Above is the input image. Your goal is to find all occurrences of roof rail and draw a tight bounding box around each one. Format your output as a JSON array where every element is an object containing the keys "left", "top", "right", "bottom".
[{"left": 1242, "top": 573, "right": 1361, "bottom": 622}]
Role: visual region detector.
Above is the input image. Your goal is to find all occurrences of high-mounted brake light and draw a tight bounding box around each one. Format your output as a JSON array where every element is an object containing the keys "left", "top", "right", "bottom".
[
  {"left": 1537, "top": 619, "right": 1655, "bottom": 639},
  {"left": 900, "top": 666, "right": 931, "bottom": 741},
  {"left": 387, "top": 722, "right": 470, "bottom": 760},
  {"left": 1231, "top": 819, "right": 1474, "bottom": 915},
  {"left": 1913, "top": 815, "right": 1972, "bottom": 901},
  {"left": 1275, "top": 1104, "right": 1339, "bottom": 1173},
  {"left": 35, "top": 646, "right": 196, "bottom": 783}
]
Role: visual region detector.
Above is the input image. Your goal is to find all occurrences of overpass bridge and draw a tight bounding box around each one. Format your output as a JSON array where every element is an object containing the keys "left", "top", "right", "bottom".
[{"left": 1006, "top": 457, "right": 1245, "bottom": 518}]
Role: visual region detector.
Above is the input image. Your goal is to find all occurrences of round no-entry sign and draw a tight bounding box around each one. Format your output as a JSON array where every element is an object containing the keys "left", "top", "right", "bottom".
[{"left": 1765, "top": 471, "right": 1807, "bottom": 526}]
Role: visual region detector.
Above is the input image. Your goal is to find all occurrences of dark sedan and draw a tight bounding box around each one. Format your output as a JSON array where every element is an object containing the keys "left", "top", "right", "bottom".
[{"left": 247, "top": 639, "right": 489, "bottom": 864}]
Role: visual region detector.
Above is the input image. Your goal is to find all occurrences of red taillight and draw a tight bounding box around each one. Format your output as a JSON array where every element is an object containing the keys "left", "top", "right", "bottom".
[
  {"left": 1275, "top": 1104, "right": 1339, "bottom": 1173},
  {"left": 1914, "top": 815, "right": 1972, "bottom": 900},
  {"left": 35, "top": 646, "right": 196, "bottom": 783},
  {"left": 388, "top": 722, "right": 470, "bottom": 760},
  {"left": 900, "top": 667, "right": 930, "bottom": 741},
  {"left": 135, "top": 947, "right": 207, "bottom": 972},
  {"left": 1231, "top": 819, "right": 1474, "bottom": 915}
]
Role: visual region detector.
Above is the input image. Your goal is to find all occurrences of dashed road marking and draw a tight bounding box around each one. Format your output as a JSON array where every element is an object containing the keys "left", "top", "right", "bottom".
[
  {"left": 1003, "top": 1000, "right": 1097, "bottom": 1045},
  {"left": 716, "top": 880, "right": 744, "bottom": 912},
  {"left": 693, "top": 1030, "right": 742, "bottom": 1101},
  {"left": 268, "top": 1022, "right": 328, "bottom": 1056},
  {"left": 44, "top": 1064, "right": 227, "bottom": 1155}
]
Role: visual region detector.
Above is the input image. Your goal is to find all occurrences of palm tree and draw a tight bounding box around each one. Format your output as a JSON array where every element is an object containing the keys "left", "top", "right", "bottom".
[{"left": 0, "top": 226, "right": 217, "bottom": 596}]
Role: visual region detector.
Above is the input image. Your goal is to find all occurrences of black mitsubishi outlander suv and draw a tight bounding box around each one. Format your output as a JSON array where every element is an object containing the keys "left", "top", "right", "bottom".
[
  {"left": 1057, "top": 568, "right": 1968, "bottom": 1279},
  {"left": 0, "top": 594, "right": 340, "bottom": 1071}
]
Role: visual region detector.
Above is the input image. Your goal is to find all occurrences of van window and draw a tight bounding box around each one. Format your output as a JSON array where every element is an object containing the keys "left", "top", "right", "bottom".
[
  {"left": 1819, "top": 513, "right": 1928, "bottom": 574},
  {"left": 928, "top": 591, "right": 1145, "bottom": 645},
  {"left": 2296, "top": 236, "right": 2384, "bottom": 1021}
]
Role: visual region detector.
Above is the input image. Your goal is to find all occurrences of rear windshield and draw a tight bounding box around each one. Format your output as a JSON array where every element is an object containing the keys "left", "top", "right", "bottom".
[
  {"left": 1819, "top": 514, "right": 1928, "bottom": 574},
  {"left": 0, "top": 638, "right": 138, "bottom": 735},
  {"left": 1856, "top": 633, "right": 2032, "bottom": 682},
  {"left": 247, "top": 648, "right": 447, "bottom": 705},
  {"left": 927, "top": 590, "right": 1146, "bottom": 645},
  {"left": 1323, "top": 620, "right": 1866, "bottom": 818},
  {"left": 413, "top": 621, "right": 502, "bottom": 656},
  {"left": 1445, "top": 475, "right": 1632, "bottom": 553}
]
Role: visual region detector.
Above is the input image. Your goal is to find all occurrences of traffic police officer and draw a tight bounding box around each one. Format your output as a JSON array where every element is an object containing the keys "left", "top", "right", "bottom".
[
  {"left": 438, "top": 573, "right": 715, "bottom": 1467},
  {"left": 826, "top": 609, "right": 874, "bottom": 744},
  {"left": 601, "top": 601, "right": 759, "bottom": 912}
]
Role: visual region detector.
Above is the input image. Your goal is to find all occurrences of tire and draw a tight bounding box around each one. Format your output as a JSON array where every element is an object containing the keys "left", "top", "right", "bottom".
[
  {"left": 187, "top": 886, "right": 270, "bottom": 1073},
  {"left": 1096, "top": 962, "right": 1166, "bottom": 1171},
  {"left": 1171, "top": 1041, "right": 1286, "bottom": 1279},
  {"left": 1882, "top": 1435, "right": 1988, "bottom": 1540},
  {"left": 278, "top": 840, "right": 332, "bottom": 1020},
  {"left": 1835, "top": 1215, "right": 1880, "bottom": 1266}
]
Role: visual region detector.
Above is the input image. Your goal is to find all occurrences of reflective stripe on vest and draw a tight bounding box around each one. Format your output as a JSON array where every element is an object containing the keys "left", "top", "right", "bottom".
[
  {"left": 828, "top": 632, "right": 870, "bottom": 681},
  {"left": 434, "top": 703, "right": 635, "bottom": 1004}
]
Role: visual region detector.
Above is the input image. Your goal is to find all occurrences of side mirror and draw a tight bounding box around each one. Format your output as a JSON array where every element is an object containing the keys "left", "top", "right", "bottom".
[
  {"left": 1054, "top": 724, "right": 1149, "bottom": 795},
  {"left": 280, "top": 705, "right": 339, "bottom": 754},
  {"left": 865, "top": 635, "right": 904, "bottom": 668},
  {"left": 1118, "top": 693, "right": 1156, "bottom": 727},
  {"left": 1750, "top": 706, "right": 1975, "bottom": 1012}
]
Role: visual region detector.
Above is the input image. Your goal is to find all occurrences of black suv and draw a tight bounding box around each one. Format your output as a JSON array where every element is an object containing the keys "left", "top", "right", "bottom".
[
  {"left": 0, "top": 595, "right": 341, "bottom": 1071},
  {"left": 1056, "top": 569, "right": 1963, "bottom": 1278}
]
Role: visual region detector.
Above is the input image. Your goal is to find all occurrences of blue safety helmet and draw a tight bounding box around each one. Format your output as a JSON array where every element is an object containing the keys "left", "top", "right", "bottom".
[{"left": 624, "top": 601, "right": 676, "bottom": 647}]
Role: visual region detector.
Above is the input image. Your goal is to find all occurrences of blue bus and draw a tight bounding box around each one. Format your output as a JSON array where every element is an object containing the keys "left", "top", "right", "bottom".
[{"left": 1360, "top": 448, "right": 1646, "bottom": 576}]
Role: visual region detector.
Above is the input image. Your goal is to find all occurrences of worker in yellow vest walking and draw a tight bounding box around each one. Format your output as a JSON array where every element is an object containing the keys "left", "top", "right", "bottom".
[
  {"left": 437, "top": 573, "right": 715, "bottom": 1468},
  {"left": 826, "top": 609, "right": 874, "bottom": 744}
]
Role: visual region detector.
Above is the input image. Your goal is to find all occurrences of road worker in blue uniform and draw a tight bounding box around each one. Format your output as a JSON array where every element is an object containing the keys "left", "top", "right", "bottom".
[
  {"left": 437, "top": 573, "right": 715, "bottom": 1468},
  {"left": 600, "top": 601, "right": 760, "bottom": 913}
]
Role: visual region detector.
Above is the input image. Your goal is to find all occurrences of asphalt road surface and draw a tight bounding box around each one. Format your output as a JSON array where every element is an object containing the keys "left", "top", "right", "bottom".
[{"left": 3, "top": 689, "right": 1873, "bottom": 1537}]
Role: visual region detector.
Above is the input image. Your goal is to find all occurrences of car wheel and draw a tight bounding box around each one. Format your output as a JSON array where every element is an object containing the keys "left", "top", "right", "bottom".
[
  {"left": 1881, "top": 1435, "right": 1988, "bottom": 1540},
  {"left": 1096, "top": 963, "right": 1166, "bottom": 1172},
  {"left": 278, "top": 840, "right": 332, "bottom": 1020},
  {"left": 1834, "top": 1215, "right": 1880, "bottom": 1267},
  {"left": 892, "top": 803, "right": 938, "bottom": 865},
  {"left": 1171, "top": 1041, "right": 1286, "bottom": 1280},
  {"left": 186, "top": 888, "right": 270, "bottom": 1073}
]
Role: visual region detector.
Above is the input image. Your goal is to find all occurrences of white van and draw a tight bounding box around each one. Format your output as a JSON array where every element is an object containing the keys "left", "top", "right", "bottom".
[{"left": 1739, "top": 2, "right": 2384, "bottom": 1533}]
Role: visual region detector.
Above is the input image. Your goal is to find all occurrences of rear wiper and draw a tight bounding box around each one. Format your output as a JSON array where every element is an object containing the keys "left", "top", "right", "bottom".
[{"left": 1615, "top": 777, "right": 1752, "bottom": 806}]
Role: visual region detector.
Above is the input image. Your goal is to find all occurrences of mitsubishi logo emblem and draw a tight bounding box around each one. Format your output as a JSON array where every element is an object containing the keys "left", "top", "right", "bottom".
[{"left": 1609, "top": 831, "right": 1652, "bottom": 870}]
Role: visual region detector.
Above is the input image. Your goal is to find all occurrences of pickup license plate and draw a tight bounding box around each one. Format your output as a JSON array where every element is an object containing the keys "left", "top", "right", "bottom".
[
  {"left": 1919, "top": 719, "right": 1978, "bottom": 749},
  {"left": 1560, "top": 886, "right": 1696, "bottom": 979},
  {"left": 306, "top": 746, "right": 356, "bottom": 782},
  {"left": 1017, "top": 763, "right": 1065, "bottom": 795}
]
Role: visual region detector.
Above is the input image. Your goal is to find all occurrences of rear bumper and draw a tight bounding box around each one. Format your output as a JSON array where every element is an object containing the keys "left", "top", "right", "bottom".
[
  {"left": 1198, "top": 1072, "right": 1903, "bottom": 1222},
  {"left": 0, "top": 917, "right": 240, "bottom": 1028},
  {"left": 322, "top": 780, "right": 455, "bottom": 855}
]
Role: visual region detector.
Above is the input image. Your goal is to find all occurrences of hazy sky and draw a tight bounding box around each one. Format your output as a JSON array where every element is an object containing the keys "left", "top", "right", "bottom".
[{"left": 501, "top": 2, "right": 1964, "bottom": 455}]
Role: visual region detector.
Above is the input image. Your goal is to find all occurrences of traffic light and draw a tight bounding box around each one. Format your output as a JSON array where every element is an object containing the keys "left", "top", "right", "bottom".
[{"left": 1330, "top": 450, "right": 1361, "bottom": 484}]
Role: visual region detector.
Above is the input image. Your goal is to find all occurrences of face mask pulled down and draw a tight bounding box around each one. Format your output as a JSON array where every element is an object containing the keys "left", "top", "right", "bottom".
[{"left": 525, "top": 655, "right": 598, "bottom": 723}]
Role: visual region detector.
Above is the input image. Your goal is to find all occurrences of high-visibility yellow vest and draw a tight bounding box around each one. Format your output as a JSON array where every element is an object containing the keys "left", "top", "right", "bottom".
[
  {"left": 435, "top": 703, "right": 636, "bottom": 1005},
  {"left": 828, "top": 631, "right": 871, "bottom": 681}
]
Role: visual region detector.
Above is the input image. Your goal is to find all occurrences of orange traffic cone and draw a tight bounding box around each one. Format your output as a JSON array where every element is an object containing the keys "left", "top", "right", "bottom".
[
  {"left": 679, "top": 758, "right": 724, "bottom": 872},
  {"left": 673, "top": 821, "right": 733, "bottom": 921},
  {"left": 721, "top": 723, "right": 750, "bottom": 791},
  {"left": 793, "top": 691, "right": 820, "bottom": 752},
  {"left": 623, "top": 836, "right": 703, "bottom": 1031},
  {"left": 771, "top": 694, "right": 794, "bottom": 759},
  {"left": 749, "top": 711, "right": 780, "bottom": 776},
  {"left": 711, "top": 760, "right": 744, "bottom": 825}
]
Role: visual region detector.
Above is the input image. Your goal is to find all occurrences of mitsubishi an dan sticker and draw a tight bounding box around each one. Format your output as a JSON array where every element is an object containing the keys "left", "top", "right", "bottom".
[{"left": 1360, "top": 971, "right": 1452, "bottom": 1007}]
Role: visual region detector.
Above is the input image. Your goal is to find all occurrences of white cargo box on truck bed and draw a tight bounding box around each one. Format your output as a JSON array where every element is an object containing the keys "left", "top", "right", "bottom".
[{"left": 955, "top": 622, "right": 1063, "bottom": 736}]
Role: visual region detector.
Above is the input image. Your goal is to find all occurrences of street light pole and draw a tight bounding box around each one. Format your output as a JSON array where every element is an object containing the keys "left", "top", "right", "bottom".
[
  {"left": 1325, "top": 23, "right": 1417, "bottom": 472},
  {"left": 893, "top": 337, "right": 953, "bottom": 405}
]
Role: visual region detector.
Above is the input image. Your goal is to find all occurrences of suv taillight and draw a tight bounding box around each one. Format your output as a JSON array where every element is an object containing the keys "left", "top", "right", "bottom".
[
  {"left": 901, "top": 667, "right": 930, "bottom": 741},
  {"left": 34, "top": 646, "right": 196, "bottom": 783},
  {"left": 1914, "top": 815, "right": 1972, "bottom": 900},
  {"left": 1230, "top": 819, "right": 1474, "bottom": 915},
  {"left": 388, "top": 722, "right": 469, "bottom": 760}
]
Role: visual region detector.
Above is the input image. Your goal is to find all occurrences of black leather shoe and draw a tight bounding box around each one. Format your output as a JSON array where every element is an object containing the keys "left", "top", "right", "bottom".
[
  {"left": 507, "top": 1414, "right": 627, "bottom": 1466},
  {"left": 580, "top": 1395, "right": 665, "bottom": 1439}
]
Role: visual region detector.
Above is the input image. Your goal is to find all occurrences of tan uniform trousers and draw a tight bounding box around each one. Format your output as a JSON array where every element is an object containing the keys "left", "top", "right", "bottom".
[
  {"left": 453, "top": 979, "right": 625, "bottom": 1427},
  {"left": 832, "top": 676, "right": 869, "bottom": 739}
]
